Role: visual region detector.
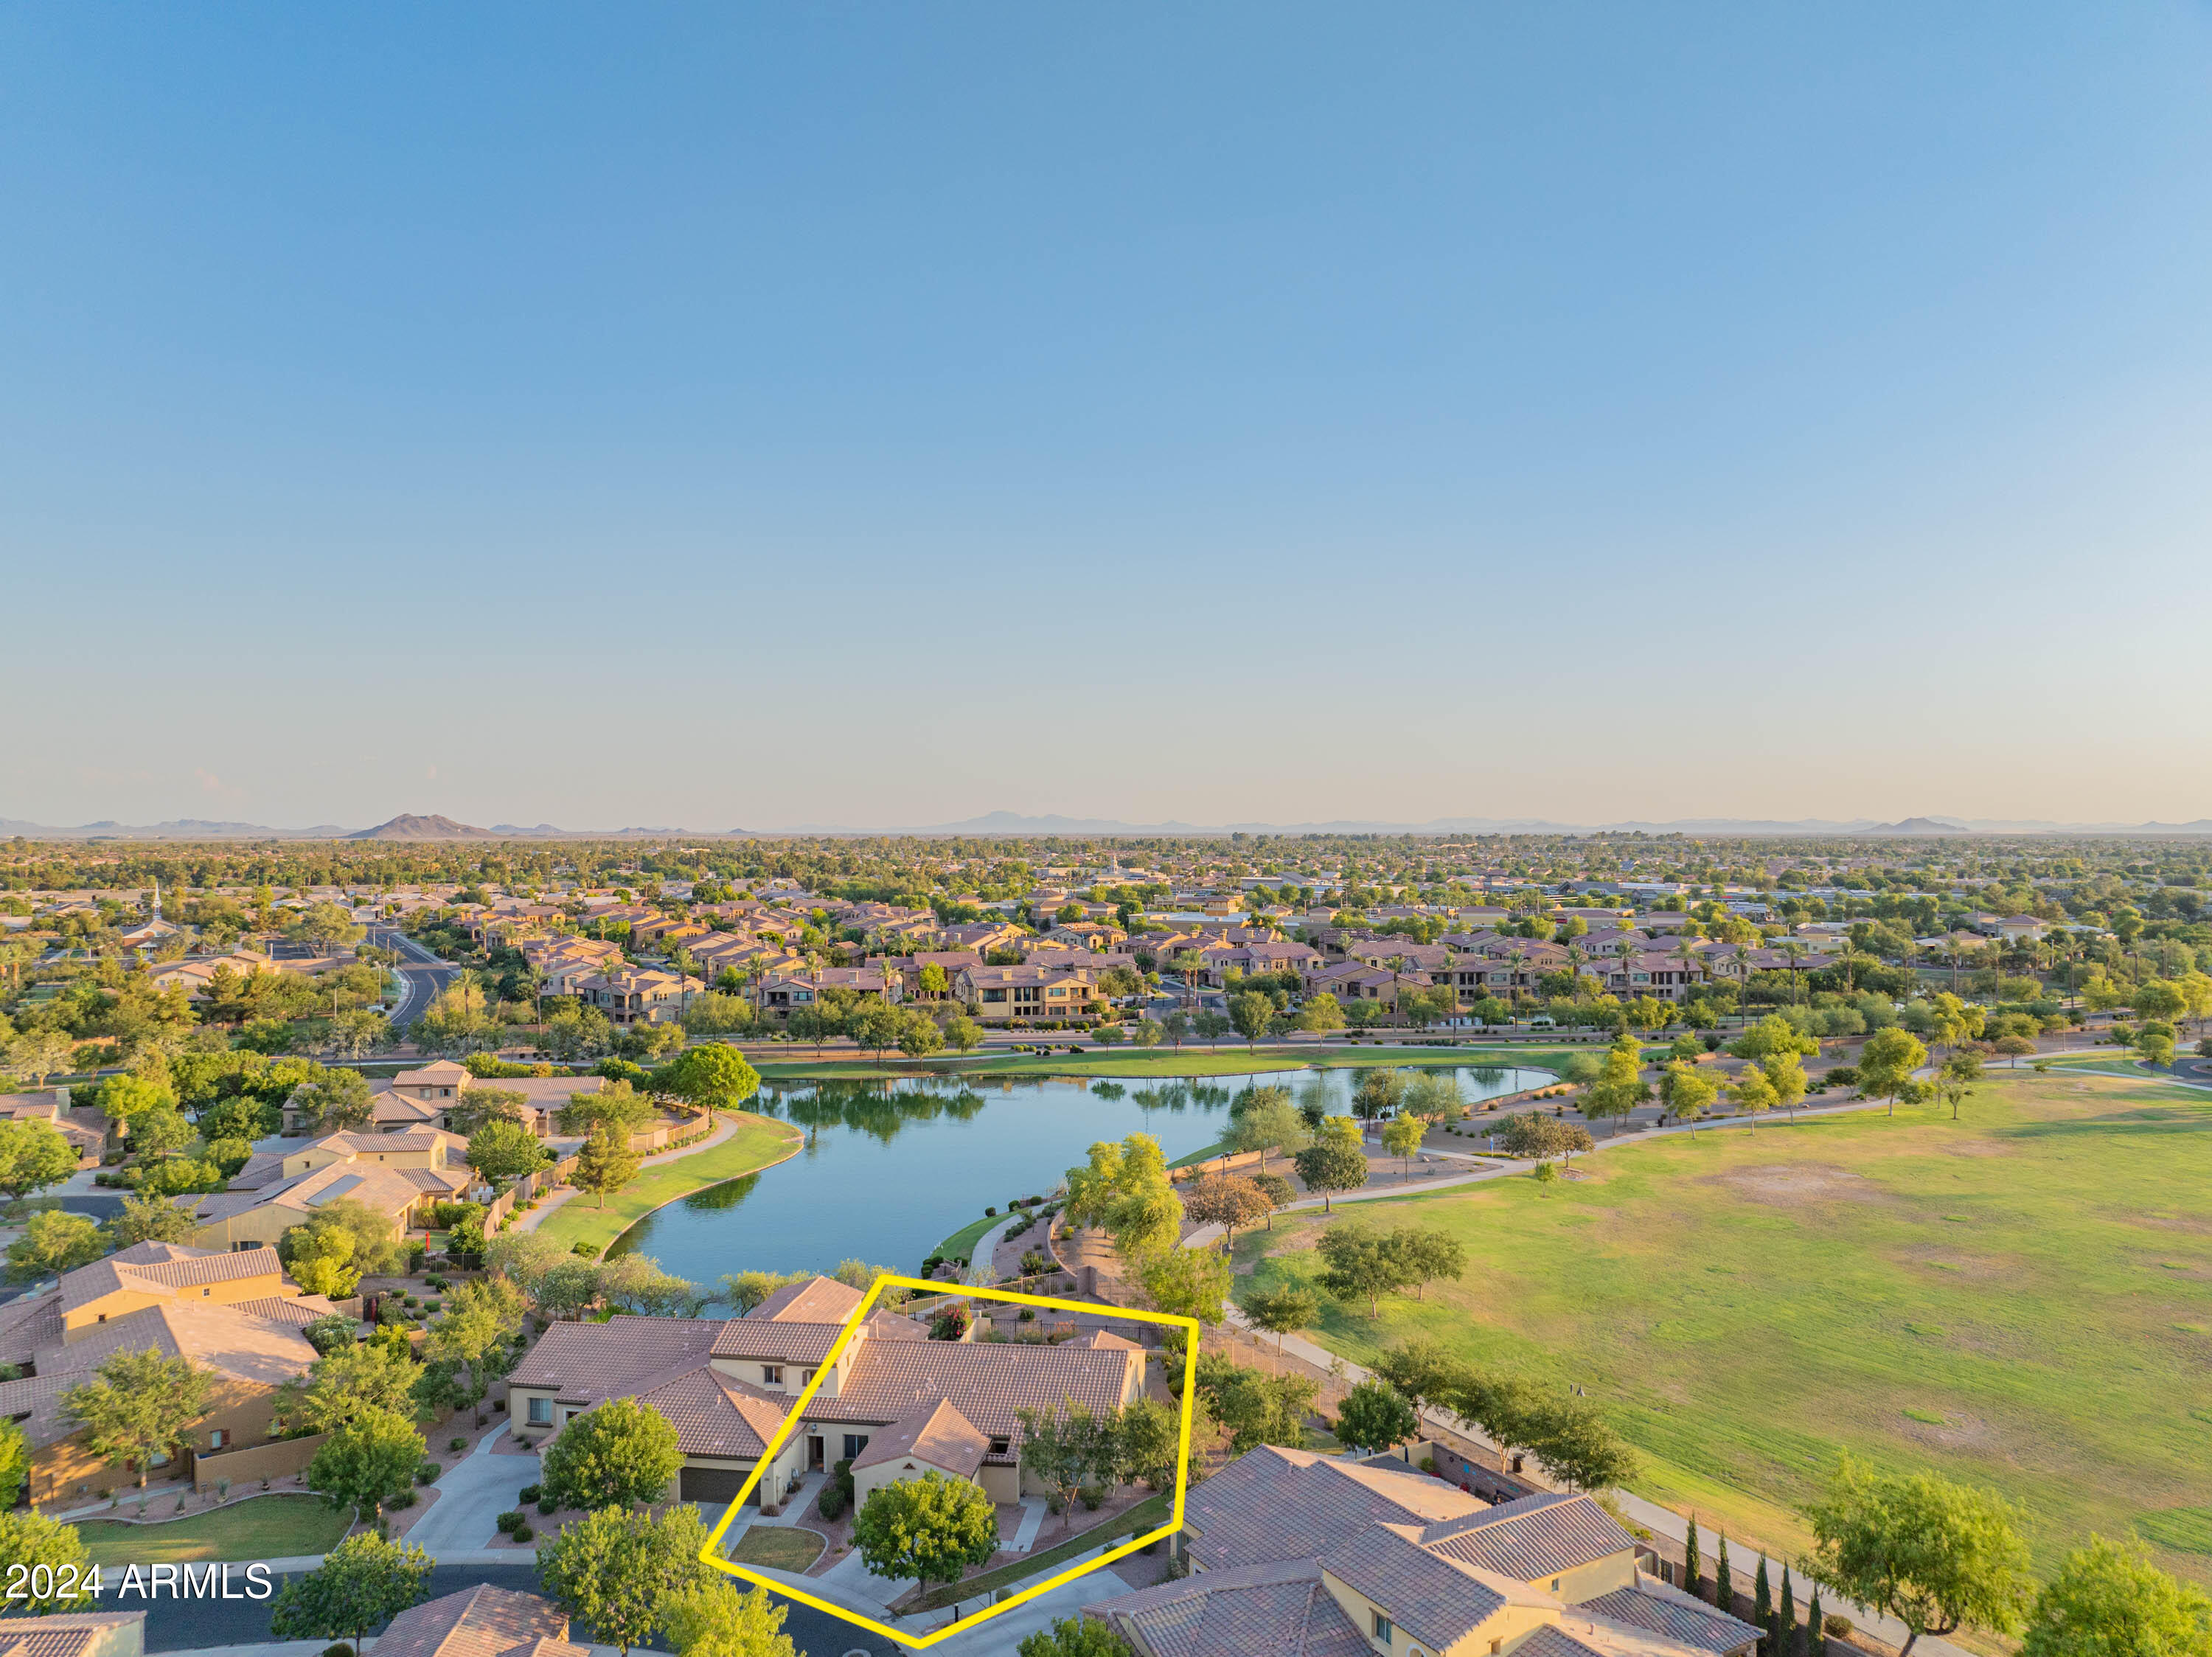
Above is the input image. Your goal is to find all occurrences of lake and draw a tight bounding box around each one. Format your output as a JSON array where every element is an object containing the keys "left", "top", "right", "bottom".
[{"left": 608, "top": 1063, "right": 1550, "bottom": 1284}]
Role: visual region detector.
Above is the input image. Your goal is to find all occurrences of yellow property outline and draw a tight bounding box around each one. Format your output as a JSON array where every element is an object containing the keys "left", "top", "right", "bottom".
[{"left": 698, "top": 1272, "right": 1199, "bottom": 1649}]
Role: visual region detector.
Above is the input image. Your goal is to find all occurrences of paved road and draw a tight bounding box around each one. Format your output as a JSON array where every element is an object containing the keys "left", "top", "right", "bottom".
[{"left": 372, "top": 925, "right": 459, "bottom": 1029}]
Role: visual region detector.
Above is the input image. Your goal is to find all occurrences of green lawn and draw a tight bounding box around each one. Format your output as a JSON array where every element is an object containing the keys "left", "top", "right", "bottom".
[
  {"left": 1234, "top": 1071, "right": 2212, "bottom": 1583},
  {"left": 535, "top": 1111, "right": 801, "bottom": 1257},
  {"left": 72, "top": 1495, "right": 351, "bottom": 1566},
  {"left": 909, "top": 1490, "right": 1173, "bottom": 1611},
  {"left": 934, "top": 1211, "right": 1001, "bottom": 1264},
  {"left": 728, "top": 1524, "right": 825, "bottom": 1571}
]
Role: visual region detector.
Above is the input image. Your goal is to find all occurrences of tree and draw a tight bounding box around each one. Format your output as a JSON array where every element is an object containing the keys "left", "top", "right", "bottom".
[
  {"left": 0, "top": 1415, "right": 24, "bottom": 1510},
  {"left": 1194, "top": 1352, "right": 1318, "bottom": 1453},
  {"left": 1992, "top": 1034, "right": 2039, "bottom": 1068},
  {"left": 277, "top": 1341, "right": 421, "bottom": 1434},
  {"left": 0, "top": 1119, "right": 79, "bottom": 1202},
  {"left": 1315, "top": 1220, "right": 1407, "bottom": 1319},
  {"left": 1660, "top": 1061, "right": 1717, "bottom": 1132},
  {"left": 1180, "top": 1175, "right": 1272, "bottom": 1246},
  {"left": 268, "top": 1532, "right": 433, "bottom": 1651},
  {"left": 1241, "top": 1284, "right": 1318, "bottom": 1369},
  {"left": 1731, "top": 1064, "right": 1778, "bottom": 1128},
  {"left": 897, "top": 1010, "right": 945, "bottom": 1058},
  {"left": 542, "top": 1397, "right": 684, "bottom": 1511},
  {"left": 1581, "top": 1038, "right": 1651, "bottom": 1136},
  {"left": 1019, "top": 1616, "right": 1135, "bottom": 1657},
  {"left": 7, "top": 1208, "right": 106, "bottom": 1282},
  {"left": 2022, "top": 1537, "right": 2212, "bottom": 1657},
  {"left": 307, "top": 1406, "right": 428, "bottom": 1523},
  {"left": 943, "top": 1012, "right": 984, "bottom": 1053},
  {"left": 1293, "top": 1118, "right": 1369, "bottom": 1212},
  {"left": 655, "top": 1576, "right": 799, "bottom": 1657},
  {"left": 448, "top": 1085, "right": 528, "bottom": 1136},
  {"left": 852, "top": 1469, "right": 1001, "bottom": 1588},
  {"left": 104, "top": 1189, "right": 198, "bottom": 1247},
  {"left": 0, "top": 1511, "right": 90, "bottom": 1613},
  {"left": 1801, "top": 1454, "right": 2033, "bottom": 1657},
  {"left": 535, "top": 1258, "right": 605, "bottom": 1320},
  {"left": 1498, "top": 1111, "right": 1594, "bottom": 1164},
  {"left": 60, "top": 1348, "right": 214, "bottom": 1486},
  {"left": 282, "top": 1219, "right": 365, "bottom": 1298},
  {"left": 1382, "top": 1111, "right": 1426, "bottom": 1174},
  {"left": 1298, "top": 993, "right": 1346, "bottom": 1035},
  {"left": 1194, "top": 1010, "right": 1233, "bottom": 1047},
  {"left": 1526, "top": 1395, "right": 1638, "bottom": 1490},
  {"left": 420, "top": 1276, "right": 526, "bottom": 1420},
  {"left": 538, "top": 1504, "right": 716, "bottom": 1657},
  {"left": 574, "top": 1122, "right": 641, "bottom": 1209},
  {"left": 1015, "top": 1402, "right": 1119, "bottom": 1512},
  {"left": 1140, "top": 1244, "right": 1234, "bottom": 1325},
  {"left": 1114, "top": 1397, "right": 1182, "bottom": 1492},
  {"left": 1228, "top": 990, "right": 1273, "bottom": 1049},
  {"left": 1860, "top": 1027, "right": 1930, "bottom": 1116},
  {"left": 1228, "top": 1090, "right": 1310, "bottom": 1173},
  {"left": 484, "top": 1228, "right": 571, "bottom": 1293},
  {"left": 466, "top": 1118, "right": 552, "bottom": 1183},
  {"left": 7, "top": 1029, "right": 77, "bottom": 1088},
  {"left": 291, "top": 1067, "right": 378, "bottom": 1134},
  {"left": 1161, "top": 1010, "right": 1192, "bottom": 1049},
  {"left": 1335, "top": 1378, "right": 1418, "bottom": 1454},
  {"left": 1762, "top": 1050, "right": 1809, "bottom": 1122},
  {"left": 714, "top": 1268, "right": 807, "bottom": 1313}
]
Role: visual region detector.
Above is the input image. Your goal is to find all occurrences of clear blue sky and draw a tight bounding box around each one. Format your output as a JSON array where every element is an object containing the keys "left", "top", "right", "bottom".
[{"left": 4, "top": 4, "right": 2209, "bottom": 830}]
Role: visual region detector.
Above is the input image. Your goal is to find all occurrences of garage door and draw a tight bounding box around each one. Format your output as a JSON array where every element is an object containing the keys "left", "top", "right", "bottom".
[{"left": 681, "top": 1465, "right": 748, "bottom": 1504}]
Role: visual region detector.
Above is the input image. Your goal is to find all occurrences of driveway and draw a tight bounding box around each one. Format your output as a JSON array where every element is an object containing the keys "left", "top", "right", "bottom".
[{"left": 407, "top": 1424, "right": 539, "bottom": 1555}]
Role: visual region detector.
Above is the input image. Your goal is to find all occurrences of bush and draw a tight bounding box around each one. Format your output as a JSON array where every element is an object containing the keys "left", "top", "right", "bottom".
[
  {"left": 538, "top": 1497, "right": 556, "bottom": 1515},
  {"left": 1824, "top": 1616, "right": 1854, "bottom": 1637},
  {"left": 1826, "top": 1065, "right": 1860, "bottom": 1089},
  {"left": 322, "top": 1645, "right": 355, "bottom": 1657},
  {"left": 512, "top": 1523, "right": 532, "bottom": 1542},
  {"left": 389, "top": 1488, "right": 417, "bottom": 1508},
  {"left": 817, "top": 1457, "right": 856, "bottom": 1521},
  {"left": 984, "top": 1206, "right": 997, "bottom": 1217},
  {"left": 448, "top": 1437, "right": 467, "bottom": 1453},
  {"left": 414, "top": 1461, "right": 439, "bottom": 1485},
  {"left": 518, "top": 1482, "right": 540, "bottom": 1503},
  {"left": 496, "top": 1510, "right": 526, "bottom": 1535}
]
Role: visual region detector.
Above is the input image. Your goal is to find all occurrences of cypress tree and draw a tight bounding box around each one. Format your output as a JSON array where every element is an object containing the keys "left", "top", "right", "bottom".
[
  {"left": 1778, "top": 1567, "right": 1797, "bottom": 1657},
  {"left": 1753, "top": 1555, "right": 1773, "bottom": 1653},
  {"left": 1804, "top": 1587, "right": 1823, "bottom": 1657},
  {"left": 1683, "top": 1518, "right": 1702, "bottom": 1601},
  {"left": 1715, "top": 1533, "right": 1733, "bottom": 1613}
]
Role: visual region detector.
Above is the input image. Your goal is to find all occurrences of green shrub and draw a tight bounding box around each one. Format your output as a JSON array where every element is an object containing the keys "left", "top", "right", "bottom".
[
  {"left": 538, "top": 1497, "right": 556, "bottom": 1515},
  {"left": 448, "top": 1437, "right": 467, "bottom": 1453},
  {"left": 414, "top": 1461, "right": 439, "bottom": 1485}
]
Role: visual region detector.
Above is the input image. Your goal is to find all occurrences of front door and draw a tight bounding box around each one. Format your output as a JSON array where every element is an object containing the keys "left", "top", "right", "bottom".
[{"left": 807, "top": 1435, "right": 824, "bottom": 1471}]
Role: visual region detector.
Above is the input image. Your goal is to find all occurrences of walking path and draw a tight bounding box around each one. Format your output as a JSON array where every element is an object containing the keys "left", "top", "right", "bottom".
[
  {"left": 511, "top": 1111, "right": 746, "bottom": 1233},
  {"left": 963, "top": 1211, "right": 1024, "bottom": 1284}
]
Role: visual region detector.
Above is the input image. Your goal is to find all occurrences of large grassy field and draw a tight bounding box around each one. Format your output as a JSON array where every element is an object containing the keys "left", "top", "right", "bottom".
[
  {"left": 534, "top": 1111, "right": 801, "bottom": 1257},
  {"left": 1234, "top": 1071, "right": 2212, "bottom": 1582},
  {"left": 72, "top": 1494, "right": 351, "bottom": 1566}
]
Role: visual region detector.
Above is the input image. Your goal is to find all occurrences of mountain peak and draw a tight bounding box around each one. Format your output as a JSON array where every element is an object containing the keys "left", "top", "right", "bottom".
[{"left": 347, "top": 813, "right": 494, "bottom": 840}]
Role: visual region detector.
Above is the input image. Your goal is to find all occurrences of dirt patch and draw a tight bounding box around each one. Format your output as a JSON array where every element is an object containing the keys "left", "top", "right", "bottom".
[
  {"left": 1708, "top": 1164, "right": 1887, "bottom": 1206},
  {"left": 1899, "top": 1411, "right": 1996, "bottom": 1451},
  {"left": 1941, "top": 1140, "right": 2015, "bottom": 1158}
]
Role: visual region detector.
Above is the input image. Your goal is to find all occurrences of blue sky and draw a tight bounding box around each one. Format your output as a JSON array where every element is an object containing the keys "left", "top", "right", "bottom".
[{"left": 4, "top": 4, "right": 2210, "bottom": 830}]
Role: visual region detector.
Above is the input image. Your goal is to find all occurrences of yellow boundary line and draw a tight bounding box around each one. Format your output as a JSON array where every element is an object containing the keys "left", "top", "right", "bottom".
[{"left": 698, "top": 1273, "right": 1198, "bottom": 1650}]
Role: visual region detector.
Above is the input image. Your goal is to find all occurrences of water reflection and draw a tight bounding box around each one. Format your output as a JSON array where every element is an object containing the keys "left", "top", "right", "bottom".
[{"left": 610, "top": 1063, "right": 1548, "bottom": 1279}]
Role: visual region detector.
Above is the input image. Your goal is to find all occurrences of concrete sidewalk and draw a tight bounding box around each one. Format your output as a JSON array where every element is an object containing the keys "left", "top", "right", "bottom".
[{"left": 404, "top": 1423, "right": 539, "bottom": 1555}]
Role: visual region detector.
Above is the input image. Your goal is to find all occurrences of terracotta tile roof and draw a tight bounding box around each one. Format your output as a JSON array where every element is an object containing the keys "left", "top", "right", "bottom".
[
  {"left": 751, "top": 1275, "right": 866, "bottom": 1324},
  {"left": 1525, "top": 1613, "right": 1748, "bottom": 1657},
  {"left": 852, "top": 1398, "right": 989, "bottom": 1479},
  {"left": 1088, "top": 1559, "right": 1371, "bottom": 1657},
  {"left": 1578, "top": 1585, "right": 1762, "bottom": 1653},
  {"left": 1183, "top": 1445, "right": 1481, "bottom": 1571},
  {"left": 513, "top": 1316, "right": 724, "bottom": 1399},
  {"left": 58, "top": 1246, "right": 283, "bottom": 1312},
  {"left": 1063, "top": 1330, "right": 1143, "bottom": 1351},
  {"left": 1417, "top": 1492, "right": 1635, "bottom": 1580},
  {"left": 806, "top": 1338, "right": 1141, "bottom": 1443},
  {"left": 710, "top": 1321, "right": 844, "bottom": 1366},
  {"left": 634, "top": 1361, "right": 790, "bottom": 1458},
  {"left": 373, "top": 1585, "right": 585, "bottom": 1657},
  {"left": 0, "top": 1611, "right": 147, "bottom": 1657},
  {"left": 1320, "top": 1522, "right": 1523, "bottom": 1652},
  {"left": 227, "top": 1293, "right": 344, "bottom": 1327}
]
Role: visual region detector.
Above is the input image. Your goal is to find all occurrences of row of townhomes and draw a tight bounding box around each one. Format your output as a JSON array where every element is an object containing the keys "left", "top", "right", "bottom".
[
  {"left": 1091, "top": 1448, "right": 1761, "bottom": 1657},
  {"left": 509, "top": 1275, "right": 1147, "bottom": 1507}
]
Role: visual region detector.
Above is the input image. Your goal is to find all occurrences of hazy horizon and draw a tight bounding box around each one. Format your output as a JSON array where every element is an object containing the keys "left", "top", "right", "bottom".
[{"left": 4, "top": 5, "right": 2208, "bottom": 829}]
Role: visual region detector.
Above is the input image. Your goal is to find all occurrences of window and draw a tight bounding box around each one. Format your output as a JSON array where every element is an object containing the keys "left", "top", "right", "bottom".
[
  {"left": 1371, "top": 1610, "right": 1394, "bottom": 1646},
  {"left": 762, "top": 1366, "right": 784, "bottom": 1385},
  {"left": 209, "top": 1428, "right": 227, "bottom": 1449},
  {"left": 843, "top": 1434, "right": 869, "bottom": 1459},
  {"left": 527, "top": 1397, "right": 553, "bottom": 1425},
  {"left": 1550, "top": 1579, "right": 1561, "bottom": 1591},
  {"left": 801, "top": 1368, "right": 817, "bottom": 1384}
]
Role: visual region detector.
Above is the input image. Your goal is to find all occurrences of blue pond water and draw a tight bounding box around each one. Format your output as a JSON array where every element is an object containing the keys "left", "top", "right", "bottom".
[{"left": 607, "top": 1064, "right": 1549, "bottom": 1283}]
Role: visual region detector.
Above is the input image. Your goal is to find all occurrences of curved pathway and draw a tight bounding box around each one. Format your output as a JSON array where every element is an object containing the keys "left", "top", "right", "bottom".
[{"left": 512, "top": 1111, "right": 746, "bottom": 1234}]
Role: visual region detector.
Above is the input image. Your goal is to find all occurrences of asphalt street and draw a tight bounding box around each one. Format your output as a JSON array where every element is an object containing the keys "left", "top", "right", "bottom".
[
  {"left": 131, "top": 1562, "right": 900, "bottom": 1656},
  {"left": 372, "top": 925, "right": 459, "bottom": 1029}
]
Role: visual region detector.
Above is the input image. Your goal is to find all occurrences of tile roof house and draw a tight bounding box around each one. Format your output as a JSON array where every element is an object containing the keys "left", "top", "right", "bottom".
[
  {"left": 1099, "top": 1449, "right": 1759, "bottom": 1657},
  {"left": 0, "top": 1244, "right": 335, "bottom": 1505},
  {"left": 507, "top": 1274, "right": 1144, "bottom": 1512},
  {"left": 953, "top": 962, "right": 1105, "bottom": 1024},
  {"left": 181, "top": 1130, "right": 474, "bottom": 1251},
  {"left": 372, "top": 1585, "right": 589, "bottom": 1657},
  {"left": 0, "top": 1611, "right": 146, "bottom": 1657},
  {"left": 0, "top": 1087, "right": 108, "bottom": 1159}
]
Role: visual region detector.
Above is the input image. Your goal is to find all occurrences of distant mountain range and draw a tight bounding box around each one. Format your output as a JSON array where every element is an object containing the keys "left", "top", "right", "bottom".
[{"left": 4, "top": 808, "right": 2210, "bottom": 841}]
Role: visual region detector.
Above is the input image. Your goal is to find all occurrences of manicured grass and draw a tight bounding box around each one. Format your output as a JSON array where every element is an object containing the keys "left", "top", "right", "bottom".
[
  {"left": 72, "top": 1494, "right": 351, "bottom": 1566},
  {"left": 728, "top": 1524, "right": 825, "bottom": 1571},
  {"left": 910, "top": 1490, "right": 1173, "bottom": 1611},
  {"left": 535, "top": 1111, "right": 801, "bottom": 1257},
  {"left": 934, "top": 1211, "right": 1001, "bottom": 1264},
  {"left": 1235, "top": 1071, "right": 2212, "bottom": 1582}
]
